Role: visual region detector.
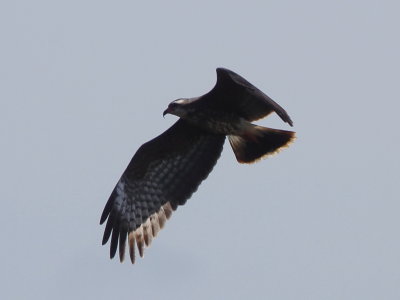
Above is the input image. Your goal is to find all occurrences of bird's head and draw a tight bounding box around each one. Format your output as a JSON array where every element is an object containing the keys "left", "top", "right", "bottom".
[{"left": 163, "top": 98, "right": 191, "bottom": 118}]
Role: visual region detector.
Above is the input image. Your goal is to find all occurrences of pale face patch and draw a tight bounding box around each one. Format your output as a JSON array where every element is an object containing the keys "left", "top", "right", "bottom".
[{"left": 173, "top": 98, "right": 188, "bottom": 104}]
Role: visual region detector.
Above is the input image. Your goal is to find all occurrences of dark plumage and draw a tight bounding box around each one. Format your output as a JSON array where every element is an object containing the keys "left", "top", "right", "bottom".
[{"left": 100, "top": 68, "right": 295, "bottom": 263}]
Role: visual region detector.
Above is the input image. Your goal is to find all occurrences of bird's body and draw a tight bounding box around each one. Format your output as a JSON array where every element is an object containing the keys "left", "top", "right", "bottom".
[
  {"left": 179, "top": 107, "right": 245, "bottom": 135},
  {"left": 100, "top": 68, "right": 295, "bottom": 264}
]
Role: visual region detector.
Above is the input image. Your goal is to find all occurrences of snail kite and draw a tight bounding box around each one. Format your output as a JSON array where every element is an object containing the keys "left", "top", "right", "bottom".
[{"left": 100, "top": 68, "right": 295, "bottom": 263}]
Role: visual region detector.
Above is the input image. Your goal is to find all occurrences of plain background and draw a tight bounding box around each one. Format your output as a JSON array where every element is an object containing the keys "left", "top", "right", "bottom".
[{"left": 2, "top": 1, "right": 399, "bottom": 299}]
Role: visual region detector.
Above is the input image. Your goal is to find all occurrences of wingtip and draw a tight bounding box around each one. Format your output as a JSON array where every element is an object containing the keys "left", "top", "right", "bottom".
[
  {"left": 99, "top": 211, "right": 108, "bottom": 225},
  {"left": 215, "top": 67, "right": 236, "bottom": 81},
  {"left": 128, "top": 232, "right": 136, "bottom": 264},
  {"left": 275, "top": 110, "right": 294, "bottom": 127}
]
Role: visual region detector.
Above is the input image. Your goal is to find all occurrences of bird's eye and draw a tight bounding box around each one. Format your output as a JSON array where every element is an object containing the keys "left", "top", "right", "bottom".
[{"left": 169, "top": 102, "right": 178, "bottom": 109}]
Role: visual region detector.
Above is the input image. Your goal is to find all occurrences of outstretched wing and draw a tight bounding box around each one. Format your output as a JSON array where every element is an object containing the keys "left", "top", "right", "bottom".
[
  {"left": 204, "top": 68, "right": 293, "bottom": 126},
  {"left": 100, "top": 119, "right": 225, "bottom": 263}
]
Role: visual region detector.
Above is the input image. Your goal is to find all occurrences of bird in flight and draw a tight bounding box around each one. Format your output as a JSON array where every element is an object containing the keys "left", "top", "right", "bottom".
[{"left": 100, "top": 68, "right": 295, "bottom": 264}]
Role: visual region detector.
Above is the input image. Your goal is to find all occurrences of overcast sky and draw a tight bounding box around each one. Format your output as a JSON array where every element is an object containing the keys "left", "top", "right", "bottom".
[{"left": 1, "top": 1, "right": 399, "bottom": 299}]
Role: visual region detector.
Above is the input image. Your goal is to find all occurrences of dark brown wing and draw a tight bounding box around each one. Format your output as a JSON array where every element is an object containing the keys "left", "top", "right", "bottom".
[
  {"left": 203, "top": 68, "right": 293, "bottom": 126},
  {"left": 100, "top": 119, "right": 225, "bottom": 263}
]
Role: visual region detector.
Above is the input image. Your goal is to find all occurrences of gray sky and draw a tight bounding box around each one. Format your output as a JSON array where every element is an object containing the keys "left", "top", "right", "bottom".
[{"left": 1, "top": 0, "right": 399, "bottom": 299}]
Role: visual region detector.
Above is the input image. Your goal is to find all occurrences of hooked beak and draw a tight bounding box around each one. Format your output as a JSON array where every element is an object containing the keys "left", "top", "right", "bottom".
[{"left": 163, "top": 108, "right": 169, "bottom": 117}]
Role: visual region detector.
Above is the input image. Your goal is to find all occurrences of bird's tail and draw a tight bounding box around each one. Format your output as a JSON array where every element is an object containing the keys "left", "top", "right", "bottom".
[{"left": 228, "top": 125, "right": 295, "bottom": 164}]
